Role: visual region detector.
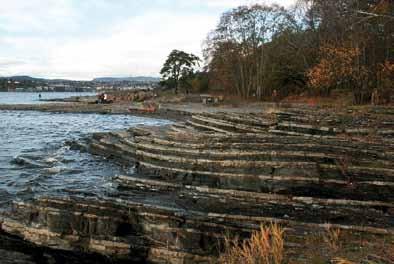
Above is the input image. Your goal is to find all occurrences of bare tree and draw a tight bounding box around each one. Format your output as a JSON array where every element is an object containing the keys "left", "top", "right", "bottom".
[{"left": 205, "top": 4, "right": 291, "bottom": 99}]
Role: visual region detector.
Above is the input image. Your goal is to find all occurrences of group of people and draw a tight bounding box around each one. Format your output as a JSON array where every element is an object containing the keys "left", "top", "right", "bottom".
[{"left": 97, "top": 93, "right": 113, "bottom": 104}]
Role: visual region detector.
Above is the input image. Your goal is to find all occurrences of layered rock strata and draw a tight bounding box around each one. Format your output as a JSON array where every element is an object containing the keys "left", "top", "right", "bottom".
[{"left": 1, "top": 106, "right": 393, "bottom": 263}]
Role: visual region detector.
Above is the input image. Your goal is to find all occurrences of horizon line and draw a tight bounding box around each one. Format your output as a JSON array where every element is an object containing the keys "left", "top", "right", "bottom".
[{"left": 0, "top": 75, "right": 161, "bottom": 82}]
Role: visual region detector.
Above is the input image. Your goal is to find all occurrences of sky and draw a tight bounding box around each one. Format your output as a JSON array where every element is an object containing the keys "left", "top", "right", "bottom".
[{"left": 0, "top": 0, "right": 296, "bottom": 80}]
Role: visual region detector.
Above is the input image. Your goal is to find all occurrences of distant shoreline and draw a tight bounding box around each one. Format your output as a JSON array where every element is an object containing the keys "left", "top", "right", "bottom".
[{"left": 0, "top": 91, "right": 97, "bottom": 94}]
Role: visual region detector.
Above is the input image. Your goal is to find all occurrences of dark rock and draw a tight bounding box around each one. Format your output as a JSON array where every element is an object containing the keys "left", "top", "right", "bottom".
[{"left": 2, "top": 106, "right": 394, "bottom": 263}]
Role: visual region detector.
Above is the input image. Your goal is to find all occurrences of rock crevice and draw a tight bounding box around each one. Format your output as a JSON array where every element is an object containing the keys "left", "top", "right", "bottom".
[{"left": 2, "top": 106, "right": 393, "bottom": 262}]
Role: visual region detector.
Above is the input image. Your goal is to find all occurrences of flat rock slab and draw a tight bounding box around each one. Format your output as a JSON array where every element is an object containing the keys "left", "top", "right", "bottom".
[{"left": 1, "top": 107, "right": 393, "bottom": 263}]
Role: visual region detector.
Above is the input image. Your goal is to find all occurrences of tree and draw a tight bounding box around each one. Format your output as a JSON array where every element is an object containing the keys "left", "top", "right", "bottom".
[
  {"left": 160, "top": 50, "right": 200, "bottom": 94},
  {"left": 300, "top": 0, "right": 394, "bottom": 103},
  {"left": 202, "top": 0, "right": 393, "bottom": 103},
  {"left": 191, "top": 71, "right": 210, "bottom": 93},
  {"left": 377, "top": 60, "right": 394, "bottom": 104},
  {"left": 205, "top": 4, "right": 296, "bottom": 99},
  {"left": 307, "top": 44, "right": 366, "bottom": 96}
]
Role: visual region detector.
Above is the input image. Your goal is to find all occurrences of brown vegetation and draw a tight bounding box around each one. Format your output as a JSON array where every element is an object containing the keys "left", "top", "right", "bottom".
[
  {"left": 201, "top": 0, "right": 393, "bottom": 105},
  {"left": 324, "top": 226, "right": 342, "bottom": 253},
  {"left": 219, "top": 224, "right": 284, "bottom": 264},
  {"left": 219, "top": 224, "right": 393, "bottom": 263}
]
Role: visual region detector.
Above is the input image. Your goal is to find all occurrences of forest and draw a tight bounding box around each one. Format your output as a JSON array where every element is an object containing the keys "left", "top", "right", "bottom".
[{"left": 162, "top": 0, "right": 394, "bottom": 105}]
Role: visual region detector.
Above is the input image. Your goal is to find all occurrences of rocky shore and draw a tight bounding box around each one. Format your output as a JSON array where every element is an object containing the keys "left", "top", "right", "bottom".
[
  {"left": 0, "top": 103, "right": 393, "bottom": 263},
  {"left": 0, "top": 102, "right": 192, "bottom": 122}
]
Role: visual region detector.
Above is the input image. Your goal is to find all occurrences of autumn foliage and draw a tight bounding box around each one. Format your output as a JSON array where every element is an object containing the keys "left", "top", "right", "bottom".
[
  {"left": 200, "top": 0, "right": 394, "bottom": 104},
  {"left": 307, "top": 45, "right": 366, "bottom": 96},
  {"left": 380, "top": 61, "right": 394, "bottom": 83}
]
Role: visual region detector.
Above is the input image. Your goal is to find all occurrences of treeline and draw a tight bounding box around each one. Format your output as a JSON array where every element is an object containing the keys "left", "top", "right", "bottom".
[
  {"left": 0, "top": 79, "right": 36, "bottom": 91},
  {"left": 159, "top": 1, "right": 393, "bottom": 104},
  {"left": 0, "top": 79, "right": 8, "bottom": 91},
  {"left": 202, "top": 0, "right": 394, "bottom": 104}
]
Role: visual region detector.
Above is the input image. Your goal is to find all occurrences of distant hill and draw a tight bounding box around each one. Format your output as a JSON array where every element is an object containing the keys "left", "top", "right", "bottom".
[
  {"left": 93, "top": 76, "right": 160, "bottom": 83},
  {"left": 0, "top": 75, "right": 161, "bottom": 83},
  {"left": 0, "top": 76, "right": 45, "bottom": 82},
  {"left": 0, "top": 76, "right": 79, "bottom": 83}
]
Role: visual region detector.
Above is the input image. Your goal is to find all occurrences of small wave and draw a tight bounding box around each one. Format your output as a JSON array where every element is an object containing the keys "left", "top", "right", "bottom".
[
  {"left": 59, "top": 158, "right": 77, "bottom": 164},
  {"left": 0, "top": 189, "right": 11, "bottom": 199},
  {"left": 102, "top": 182, "right": 114, "bottom": 189},
  {"left": 43, "top": 167, "right": 84, "bottom": 175},
  {"left": 44, "top": 167, "right": 62, "bottom": 174},
  {"left": 10, "top": 156, "right": 47, "bottom": 168},
  {"left": 62, "top": 168, "right": 84, "bottom": 175},
  {"left": 43, "top": 157, "right": 58, "bottom": 164},
  {"left": 16, "top": 186, "right": 34, "bottom": 196}
]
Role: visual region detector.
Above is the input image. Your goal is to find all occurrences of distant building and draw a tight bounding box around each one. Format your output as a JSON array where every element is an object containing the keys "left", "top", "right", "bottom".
[{"left": 49, "top": 84, "right": 66, "bottom": 92}]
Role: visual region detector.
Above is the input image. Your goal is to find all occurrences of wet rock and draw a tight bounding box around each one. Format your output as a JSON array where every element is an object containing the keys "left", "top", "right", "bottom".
[
  {"left": 2, "top": 106, "right": 394, "bottom": 263},
  {"left": 0, "top": 249, "right": 36, "bottom": 264},
  {"left": 64, "top": 140, "right": 88, "bottom": 152},
  {"left": 0, "top": 229, "right": 129, "bottom": 264}
]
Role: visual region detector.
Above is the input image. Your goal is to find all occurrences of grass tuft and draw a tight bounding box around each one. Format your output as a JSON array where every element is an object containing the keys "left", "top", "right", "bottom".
[
  {"left": 324, "top": 225, "right": 342, "bottom": 252},
  {"left": 219, "top": 223, "right": 284, "bottom": 264}
]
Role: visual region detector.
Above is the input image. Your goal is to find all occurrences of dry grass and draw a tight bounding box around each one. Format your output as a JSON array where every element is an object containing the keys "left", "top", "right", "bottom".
[
  {"left": 219, "top": 223, "right": 284, "bottom": 264},
  {"left": 281, "top": 90, "right": 355, "bottom": 109},
  {"left": 331, "top": 257, "right": 356, "bottom": 264},
  {"left": 219, "top": 224, "right": 392, "bottom": 263},
  {"left": 324, "top": 226, "right": 342, "bottom": 252}
]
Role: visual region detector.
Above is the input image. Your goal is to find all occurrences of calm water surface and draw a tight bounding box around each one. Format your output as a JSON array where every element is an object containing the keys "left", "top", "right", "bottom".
[
  {"left": 0, "top": 92, "right": 96, "bottom": 104},
  {"left": 0, "top": 109, "right": 171, "bottom": 208}
]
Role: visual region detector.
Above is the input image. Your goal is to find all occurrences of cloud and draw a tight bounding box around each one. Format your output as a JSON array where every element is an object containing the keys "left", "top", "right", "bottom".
[
  {"left": 0, "top": 58, "right": 26, "bottom": 69},
  {"left": 0, "top": 0, "right": 296, "bottom": 80},
  {"left": 44, "top": 11, "right": 217, "bottom": 79},
  {"left": 0, "top": 0, "right": 78, "bottom": 34}
]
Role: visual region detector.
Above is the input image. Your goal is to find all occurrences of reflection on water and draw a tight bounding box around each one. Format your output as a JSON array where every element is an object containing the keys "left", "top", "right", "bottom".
[
  {"left": 0, "top": 92, "right": 96, "bottom": 104},
  {"left": 0, "top": 110, "right": 171, "bottom": 207}
]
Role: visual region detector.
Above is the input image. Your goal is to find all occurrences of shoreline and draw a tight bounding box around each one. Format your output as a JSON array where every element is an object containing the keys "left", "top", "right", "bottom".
[
  {"left": 0, "top": 100, "right": 393, "bottom": 262},
  {"left": 0, "top": 104, "right": 393, "bottom": 263},
  {"left": 1, "top": 99, "right": 394, "bottom": 119},
  {"left": 0, "top": 102, "right": 192, "bottom": 122},
  {"left": 0, "top": 99, "right": 280, "bottom": 122}
]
